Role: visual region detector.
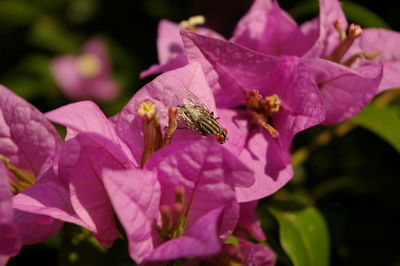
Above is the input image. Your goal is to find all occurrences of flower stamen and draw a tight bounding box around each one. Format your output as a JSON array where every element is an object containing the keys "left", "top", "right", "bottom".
[
  {"left": 157, "top": 186, "right": 188, "bottom": 240},
  {"left": 1, "top": 154, "right": 36, "bottom": 194},
  {"left": 343, "top": 50, "right": 380, "bottom": 66},
  {"left": 245, "top": 90, "right": 280, "bottom": 138},
  {"left": 326, "top": 23, "right": 363, "bottom": 63},
  {"left": 162, "top": 107, "right": 178, "bottom": 147},
  {"left": 138, "top": 100, "right": 162, "bottom": 167},
  {"left": 180, "top": 15, "right": 205, "bottom": 31}
]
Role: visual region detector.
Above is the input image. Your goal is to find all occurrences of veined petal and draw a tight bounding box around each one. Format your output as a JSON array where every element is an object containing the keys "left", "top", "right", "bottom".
[
  {"left": 58, "top": 134, "right": 124, "bottom": 247},
  {"left": 306, "top": 58, "right": 383, "bottom": 124},
  {"left": 0, "top": 85, "right": 61, "bottom": 176},
  {"left": 102, "top": 168, "right": 161, "bottom": 264},
  {"left": 302, "top": 0, "right": 348, "bottom": 58},
  {"left": 145, "top": 139, "right": 250, "bottom": 240},
  {"left": 182, "top": 30, "right": 283, "bottom": 108},
  {"left": 236, "top": 131, "right": 293, "bottom": 202},
  {"left": 232, "top": 0, "right": 310, "bottom": 56},
  {"left": 348, "top": 28, "right": 400, "bottom": 92},
  {"left": 0, "top": 164, "right": 21, "bottom": 260},
  {"left": 46, "top": 101, "right": 135, "bottom": 167},
  {"left": 117, "top": 63, "right": 217, "bottom": 162}
]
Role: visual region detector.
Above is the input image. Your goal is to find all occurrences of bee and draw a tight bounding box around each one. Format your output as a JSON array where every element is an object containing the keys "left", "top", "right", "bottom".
[{"left": 175, "top": 88, "right": 227, "bottom": 144}]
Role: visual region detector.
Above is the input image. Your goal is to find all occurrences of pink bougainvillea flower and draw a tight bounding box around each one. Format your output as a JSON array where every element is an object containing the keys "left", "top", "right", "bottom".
[
  {"left": 102, "top": 138, "right": 247, "bottom": 263},
  {"left": 46, "top": 63, "right": 252, "bottom": 256},
  {"left": 51, "top": 37, "right": 119, "bottom": 101},
  {"left": 0, "top": 85, "right": 86, "bottom": 260},
  {"left": 118, "top": 62, "right": 252, "bottom": 171},
  {"left": 232, "top": 0, "right": 388, "bottom": 124},
  {"left": 140, "top": 17, "right": 224, "bottom": 79},
  {"left": 181, "top": 30, "right": 325, "bottom": 201}
]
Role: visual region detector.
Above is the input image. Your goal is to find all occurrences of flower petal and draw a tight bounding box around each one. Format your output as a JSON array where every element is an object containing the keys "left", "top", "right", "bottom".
[
  {"left": 46, "top": 100, "right": 135, "bottom": 167},
  {"left": 13, "top": 210, "right": 63, "bottom": 245},
  {"left": 307, "top": 58, "right": 383, "bottom": 124},
  {"left": 12, "top": 160, "right": 86, "bottom": 227},
  {"left": 102, "top": 168, "right": 161, "bottom": 263},
  {"left": 348, "top": 28, "right": 400, "bottom": 92},
  {"left": 303, "top": 0, "right": 348, "bottom": 58},
  {"left": 117, "top": 63, "right": 217, "bottom": 162},
  {"left": 237, "top": 201, "right": 266, "bottom": 241},
  {"left": 145, "top": 208, "right": 223, "bottom": 261},
  {"left": 0, "top": 163, "right": 21, "bottom": 260},
  {"left": 236, "top": 131, "right": 293, "bottom": 202},
  {"left": 140, "top": 19, "right": 224, "bottom": 78},
  {"left": 58, "top": 134, "right": 123, "bottom": 247},
  {"left": 232, "top": 0, "right": 310, "bottom": 56},
  {"left": 145, "top": 139, "right": 249, "bottom": 239},
  {"left": 0, "top": 85, "right": 61, "bottom": 176},
  {"left": 238, "top": 238, "right": 276, "bottom": 266}
]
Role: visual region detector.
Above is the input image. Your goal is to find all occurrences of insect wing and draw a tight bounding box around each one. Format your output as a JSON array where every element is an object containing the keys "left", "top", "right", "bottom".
[{"left": 179, "top": 87, "right": 213, "bottom": 115}]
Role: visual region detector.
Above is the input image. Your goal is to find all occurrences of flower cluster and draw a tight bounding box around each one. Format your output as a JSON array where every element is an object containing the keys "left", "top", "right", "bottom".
[{"left": 1, "top": 0, "right": 400, "bottom": 265}]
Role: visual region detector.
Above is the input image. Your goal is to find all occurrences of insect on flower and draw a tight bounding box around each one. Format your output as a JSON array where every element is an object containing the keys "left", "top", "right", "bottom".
[{"left": 176, "top": 88, "right": 228, "bottom": 144}]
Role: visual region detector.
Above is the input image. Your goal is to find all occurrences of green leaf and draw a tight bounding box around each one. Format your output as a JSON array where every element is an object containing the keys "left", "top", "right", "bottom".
[
  {"left": 289, "top": 0, "right": 390, "bottom": 29},
  {"left": 225, "top": 235, "right": 239, "bottom": 247},
  {"left": 352, "top": 105, "right": 400, "bottom": 153},
  {"left": 269, "top": 204, "right": 330, "bottom": 266},
  {"left": 342, "top": 1, "right": 391, "bottom": 29}
]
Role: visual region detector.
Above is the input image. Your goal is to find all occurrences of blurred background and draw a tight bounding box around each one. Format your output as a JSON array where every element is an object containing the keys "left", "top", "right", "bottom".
[{"left": 1, "top": 0, "right": 399, "bottom": 265}]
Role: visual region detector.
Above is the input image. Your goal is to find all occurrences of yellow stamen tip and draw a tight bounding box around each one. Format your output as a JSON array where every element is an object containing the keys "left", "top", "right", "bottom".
[
  {"left": 265, "top": 94, "right": 281, "bottom": 114},
  {"left": 179, "top": 15, "right": 205, "bottom": 29},
  {"left": 349, "top": 24, "right": 362, "bottom": 39},
  {"left": 76, "top": 54, "right": 101, "bottom": 78},
  {"left": 138, "top": 99, "right": 157, "bottom": 119}
]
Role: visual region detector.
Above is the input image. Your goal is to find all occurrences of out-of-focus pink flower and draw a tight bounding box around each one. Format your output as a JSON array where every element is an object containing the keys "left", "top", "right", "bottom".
[
  {"left": 51, "top": 37, "right": 119, "bottom": 101},
  {"left": 0, "top": 85, "right": 85, "bottom": 262}
]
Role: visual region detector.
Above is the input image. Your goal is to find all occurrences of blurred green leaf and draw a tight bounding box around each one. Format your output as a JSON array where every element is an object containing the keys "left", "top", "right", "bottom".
[
  {"left": 225, "top": 235, "right": 239, "bottom": 247},
  {"left": 289, "top": 0, "right": 390, "bottom": 29},
  {"left": 289, "top": 0, "right": 318, "bottom": 20},
  {"left": 352, "top": 105, "right": 400, "bottom": 153},
  {"left": 342, "top": 1, "right": 391, "bottom": 29},
  {"left": 269, "top": 204, "right": 330, "bottom": 266},
  {"left": 29, "top": 17, "right": 78, "bottom": 53},
  {"left": 59, "top": 224, "right": 132, "bottom": 266},
  {"left": 0, "top": 0, "right": 40, "bottom": 28}
]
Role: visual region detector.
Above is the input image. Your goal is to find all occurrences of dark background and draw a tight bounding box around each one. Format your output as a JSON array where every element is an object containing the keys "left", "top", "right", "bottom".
[{"left": 1, "top": 0, "right": 399, "bottom": 265}]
